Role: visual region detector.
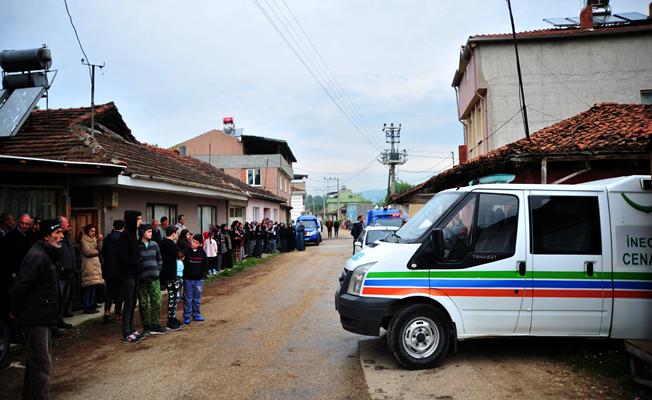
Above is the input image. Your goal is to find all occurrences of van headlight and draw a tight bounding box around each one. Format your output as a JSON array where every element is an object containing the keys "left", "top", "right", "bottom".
[{"left": 347, "top": 262, "right": 375, "bottom": 296}]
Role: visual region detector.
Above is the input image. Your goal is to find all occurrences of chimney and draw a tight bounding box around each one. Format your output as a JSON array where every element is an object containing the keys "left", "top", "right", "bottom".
[
  {"left": 458, "top": 144, "right": 468, "bottom": 165},
  {"left": 580, "top": 4, "right": 594, "bottom": 30}
]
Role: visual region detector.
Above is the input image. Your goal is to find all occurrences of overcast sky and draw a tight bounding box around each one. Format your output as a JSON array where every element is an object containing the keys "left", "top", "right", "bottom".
[{"left": 2, "top": 0, "right": 647, "bottom": 194}]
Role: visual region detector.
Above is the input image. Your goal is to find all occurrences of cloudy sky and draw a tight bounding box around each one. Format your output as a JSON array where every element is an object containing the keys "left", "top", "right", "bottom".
[{"left": 2, "top": 0, "right": 647, "bottom": 194}]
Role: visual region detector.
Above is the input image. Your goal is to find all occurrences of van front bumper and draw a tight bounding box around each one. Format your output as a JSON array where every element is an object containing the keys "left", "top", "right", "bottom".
[{"left": 336, "top": 291, "right": 393, "bottom": 337}]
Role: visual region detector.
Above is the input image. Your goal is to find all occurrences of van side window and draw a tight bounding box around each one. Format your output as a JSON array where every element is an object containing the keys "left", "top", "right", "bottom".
[
  {"left": 441, "top": 195, "right": 476, "bottom": 262},
  {"left": 474, "top": 194, "right": 518, "bottom": 254},
  {"left": 529, "top": 196, "right": 601, "bottom": 255}
]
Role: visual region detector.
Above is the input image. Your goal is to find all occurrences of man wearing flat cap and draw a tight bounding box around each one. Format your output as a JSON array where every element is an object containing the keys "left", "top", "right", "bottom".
[{"left": 9, "top": 219, "right": 63, "bottom": 400}]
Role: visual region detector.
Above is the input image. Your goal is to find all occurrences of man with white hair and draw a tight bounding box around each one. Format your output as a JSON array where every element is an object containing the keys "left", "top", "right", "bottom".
[{"left": 10, "top": 219, "right": 64, "bottom": 399}]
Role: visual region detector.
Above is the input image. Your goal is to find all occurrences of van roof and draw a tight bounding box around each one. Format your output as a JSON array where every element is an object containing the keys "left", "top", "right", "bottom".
[
  {"left": 446, "top": 175, "right": 650, "bottom": 194},
  {"left": 297, "top": 215, "right": 319, "bottom": 220}
]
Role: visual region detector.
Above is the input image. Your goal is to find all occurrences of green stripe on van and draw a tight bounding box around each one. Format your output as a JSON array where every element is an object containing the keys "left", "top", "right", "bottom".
[{"left": 366, "top": 270, "right": 652, "bottom": 281}]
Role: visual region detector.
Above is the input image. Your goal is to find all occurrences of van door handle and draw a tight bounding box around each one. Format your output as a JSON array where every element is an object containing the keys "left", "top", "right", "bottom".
[
  {"left": 518, "top": 261, "right": 526, "bottom": 276},
  {"left": 585, "top": 261, "right": 594, "bottom": 277}
]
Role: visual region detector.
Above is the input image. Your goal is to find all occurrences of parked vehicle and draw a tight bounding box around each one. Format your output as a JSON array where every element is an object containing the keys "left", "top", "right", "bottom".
[
  {"left": 297, "top": 215, "right": 322, "bottom": 245},
  {"left": 336, "top": 176, "right": 652, "bottom": 369},
  {"left": 366, "top": 208, "right": 403, "bottom": 227},
  {"left": 354, "top": 226, "right": 399, "bottom": 254}
]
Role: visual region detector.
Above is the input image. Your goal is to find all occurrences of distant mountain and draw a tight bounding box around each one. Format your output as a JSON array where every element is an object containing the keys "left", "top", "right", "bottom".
[{"left": 357, "top": 189, "right": 385, "bottom": 204}]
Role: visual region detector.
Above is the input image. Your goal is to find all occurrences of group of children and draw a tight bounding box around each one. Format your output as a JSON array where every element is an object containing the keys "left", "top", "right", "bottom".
[{"left": 123, "top": 220, "right": 210, "bottom": 344}]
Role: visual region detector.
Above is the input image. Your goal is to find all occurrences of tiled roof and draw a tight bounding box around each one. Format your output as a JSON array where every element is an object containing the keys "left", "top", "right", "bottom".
[
  {"left": 392, "top": 103, "right": 652, "bottom": 203},
  {"left": 0, "top": 103, "right": 285, "bottom": 202},
  {"left": 468, "top": 22, "right": 652, "bottom": 42}
]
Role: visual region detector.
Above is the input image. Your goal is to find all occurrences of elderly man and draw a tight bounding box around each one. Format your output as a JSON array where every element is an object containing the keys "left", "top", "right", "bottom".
[
  {"left": 10, "top": 219, "right": 64, "bottom": 400},
  {"left": 151, "top": 219, "right": 162, "bottom": 243},
  {"left": 0, "top": 213, "right": 16, "bottom": 237},
  {"left": 6, "top": 213, "right": 36, "bottom": 280},
  {"left": 159, "top": 216, "right": 170, "bottom": 239}
]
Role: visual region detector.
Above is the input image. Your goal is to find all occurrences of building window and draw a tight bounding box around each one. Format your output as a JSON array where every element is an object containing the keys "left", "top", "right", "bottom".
[
  {"left": 247, "top": 169, "right": 261, "bottom": 186},
  {"left": 641, "top": 90, "right": 652, "bottom": 105},
  {"left": 466, "top": 100, "right": 485, "bottom": 158},
  {"left": 273, "top": 209, "right": 278, "bottom": 221},
  {"left": 197, "top": 205, "right": 217, "bottom": 232},
  {"left": 229, "top": 206, "right": 244, "bottom": 219},
  {"left": 252, "top": 207, "right": 260, "bottom": 222},
  {"left": 146, "top": 203, "right": 177, "bottom": 225}
]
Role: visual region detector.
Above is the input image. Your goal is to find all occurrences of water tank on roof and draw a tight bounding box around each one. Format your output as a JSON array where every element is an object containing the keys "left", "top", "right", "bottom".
[{"left": 0, "top": 48, "right": 52, "bottom": 72}]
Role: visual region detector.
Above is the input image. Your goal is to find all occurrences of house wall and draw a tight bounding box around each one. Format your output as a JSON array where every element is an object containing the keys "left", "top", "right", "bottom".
[
  {"left": 178, "top": 130, "right": 243, "bottom": 156},
  {"left": 457, "top": 50, "right": 479, "bottom": 118},
  {"left": 246, "top": 197, "right": 281, "bottom": 223},
  {"left": 104, "top": 188, "right": 228, "bottom": 234},
  {"left": 469, "top": 32, "right": 652, "bottom": 154}
]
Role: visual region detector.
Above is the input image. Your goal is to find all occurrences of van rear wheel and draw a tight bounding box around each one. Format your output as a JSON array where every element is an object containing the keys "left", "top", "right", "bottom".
[{"left": 387, "top": 304, "right": 450, "bottom": 369}]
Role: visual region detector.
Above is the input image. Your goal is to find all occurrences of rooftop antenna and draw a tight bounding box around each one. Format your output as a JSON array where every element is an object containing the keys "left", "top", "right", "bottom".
[{"left": 81, "top": 58, "right": 104, "bottom": 136}]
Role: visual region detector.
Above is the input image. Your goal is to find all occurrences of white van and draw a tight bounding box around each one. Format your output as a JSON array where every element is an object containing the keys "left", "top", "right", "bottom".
[{"left": 335, "top": 176, "right": 652, "bottom": 369}]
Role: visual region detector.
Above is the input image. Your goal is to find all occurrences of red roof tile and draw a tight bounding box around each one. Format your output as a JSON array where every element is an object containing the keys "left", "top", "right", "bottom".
[
  {"left": 392, "top": 103, "right": 652, "bottom": 202},
  {"left": 468, "top": 21, "right": 652, "bottom": 42},
  {"left": 0, "top": 103, "right": 284, "bottom": 203}
]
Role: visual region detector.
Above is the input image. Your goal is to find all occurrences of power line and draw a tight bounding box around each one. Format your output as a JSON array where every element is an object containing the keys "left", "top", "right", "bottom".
[
  {"left": 267, "top": 0, "right": 382, "bottom": 150},
  {"left": 277, "top": 0, "right": 377, "bottom": 137},
  {"left": 63, "top": 0, "right": 91, "bottom": 81},
  {"left": 251, "top": 0, "right": 383, "bottom": 151}
]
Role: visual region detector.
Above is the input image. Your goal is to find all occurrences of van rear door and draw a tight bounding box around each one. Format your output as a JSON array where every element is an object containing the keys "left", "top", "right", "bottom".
[{"left": 527, "top": 190, "right": 608, "bottom": 336}]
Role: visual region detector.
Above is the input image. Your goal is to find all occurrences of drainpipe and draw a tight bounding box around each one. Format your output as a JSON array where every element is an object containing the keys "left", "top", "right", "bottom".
[
  {"left": 541, "top": 157, "right": 548, "bottom": 184},
  {"left": 454, "top": 87, "right": 469, "bottom": 157}
]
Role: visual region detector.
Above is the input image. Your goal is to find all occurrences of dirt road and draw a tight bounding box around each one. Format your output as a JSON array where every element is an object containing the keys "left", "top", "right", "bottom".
[
  {"left": 2, "top": 235, "right": 370, "bottom": 400},
  {"left": 2, "top": 233, "right": 647, "bottom": 400}
]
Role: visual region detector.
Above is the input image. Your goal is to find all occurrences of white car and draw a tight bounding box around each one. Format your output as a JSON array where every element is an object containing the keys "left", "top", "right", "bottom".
[{"left": 354, "top": 226, "right": 399, "bottom": 254}]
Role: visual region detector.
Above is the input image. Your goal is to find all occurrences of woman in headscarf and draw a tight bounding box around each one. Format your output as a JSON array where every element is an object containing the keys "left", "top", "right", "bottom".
[{"left": 220, "top": 224, "right": 234, "bottom": 269}]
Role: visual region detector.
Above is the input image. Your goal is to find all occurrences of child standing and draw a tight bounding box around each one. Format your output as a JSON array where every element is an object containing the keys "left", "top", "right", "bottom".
[
  {"left": 183, "top": 234, "right": 208, "bottom": 324},
  {"left": 138, "top": 224, "right": 166, "bottom": 335},
  {"left": 203, "top": 231, "right": 218, "bottom": 275}
]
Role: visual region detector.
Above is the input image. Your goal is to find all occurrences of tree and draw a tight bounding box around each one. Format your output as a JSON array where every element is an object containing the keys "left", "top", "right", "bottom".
[{"left": 381, "top": 180, "right": 413, "bottom": 206}]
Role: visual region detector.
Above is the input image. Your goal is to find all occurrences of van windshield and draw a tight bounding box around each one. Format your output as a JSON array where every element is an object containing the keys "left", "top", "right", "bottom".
[
  {"left": 394, "top": 192, "right": 463, "bottom": 242},
  {"left": 300, "top": 220, "right": 317, "bottom": 230}
]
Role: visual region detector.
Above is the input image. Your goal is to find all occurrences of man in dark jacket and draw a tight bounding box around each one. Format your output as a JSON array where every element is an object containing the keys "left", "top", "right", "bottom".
[
  {"left": 102, "top": 220, "right": 124, "bottom": 322},
  {"left": 159, "top": 226, "right": 183, "bottom": 330},
  {"left": 351, "top": 215, "right": 364, "bottom": 255},
  {"left": 6, "top": 213, "right": 36, "bottom": 280},
  {"left": 56, "top": 216, "right": 75, "bottom": 325},
  {"left": 9, "top": 219, "right": 63, "bottom": 400},
  {"left": 118, "top": 210, "right": 144, "bottom": 344}
]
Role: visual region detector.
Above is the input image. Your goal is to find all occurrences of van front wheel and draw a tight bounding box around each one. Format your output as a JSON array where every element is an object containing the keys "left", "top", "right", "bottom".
[{"left": 387, "top": 304, "right": 450, "bottom": 369}]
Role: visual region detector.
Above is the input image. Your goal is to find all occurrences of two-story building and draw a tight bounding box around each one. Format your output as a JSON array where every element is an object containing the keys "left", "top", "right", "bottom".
[
  {"left": 452, "top": 2, "right": 652, "bottom": 161},
  {"left": 173, "top": 121, "right": 296, "bottom": 223}
]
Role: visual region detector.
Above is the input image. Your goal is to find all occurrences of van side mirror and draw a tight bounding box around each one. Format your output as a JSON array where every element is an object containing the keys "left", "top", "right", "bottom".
[{"left": 432, "top": 229, "right": 444, "bottom": 260}]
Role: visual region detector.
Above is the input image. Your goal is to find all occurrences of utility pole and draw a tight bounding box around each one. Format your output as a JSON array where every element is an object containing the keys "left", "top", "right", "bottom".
[
  {"left": 379, "top": 123, "right": 407, "bottom": 200},
  {"left": 322, "top": 187, "right": 327, "bottom": 222},
  {"left": 506, "top": 0, "right": 530, "bottom": 140},
  {"left": 81, "top": 59, "right": 104, "bottom": 136},
  {"left": 323, "top": 177, "right": 340, "bottom": 221}
]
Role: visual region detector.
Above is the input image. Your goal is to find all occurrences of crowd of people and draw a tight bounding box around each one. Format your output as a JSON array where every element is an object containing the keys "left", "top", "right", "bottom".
[{"left": 0, "top": 210, "right": 338, "bottom": 399}]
